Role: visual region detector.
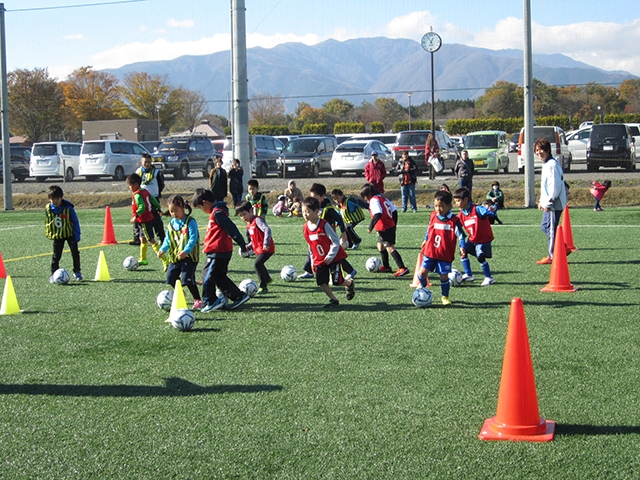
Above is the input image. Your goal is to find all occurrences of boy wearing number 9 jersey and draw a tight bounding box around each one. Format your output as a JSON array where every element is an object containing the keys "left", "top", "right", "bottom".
[
  {"left": 302, "top": 196, "right": 355, "bottom": 308},
  {"left": 416, "top": 190, "right": 467, "bottom": 306}
]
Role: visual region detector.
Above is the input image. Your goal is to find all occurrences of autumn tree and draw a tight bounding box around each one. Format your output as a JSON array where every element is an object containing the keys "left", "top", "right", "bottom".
[
  {"left": 619, "top": 79, "right": 640, "bottom": 113},
  {"left": 119, "top": 72, "right": 172, "bottom": 126},
  {"left": 249, "top": 92, "right": 286, "bottom": 126},
  {"left": 374, "top": 98, "right": 405, "bottom": 131},
  {"left": 475, "top": 81, "right": 524, "bottom": 118},
  {"left": 7, "top": 68, "right": 66, "bottom": 143},
  {"left": 322, "top": 98, "right": 354, "bottom": 128},
  {"left": 170, "top": 87, "right": 207, "bottom": 132}
]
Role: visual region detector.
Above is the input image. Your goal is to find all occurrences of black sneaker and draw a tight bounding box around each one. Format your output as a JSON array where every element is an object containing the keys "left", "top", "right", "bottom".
[
  {"left": 346, "top": 282, "right": 355, "bottom": 301},
  {"left": 323, "top": 299, "right": 340, "bottom": 308},
  {"left": 129, "top": 240, "right": 140, "bottom": 246}
]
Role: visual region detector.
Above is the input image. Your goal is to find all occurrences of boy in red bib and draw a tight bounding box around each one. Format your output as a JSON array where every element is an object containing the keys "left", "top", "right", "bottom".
[{"left": 236, "top": 201, "right": 275, "bottom": 294}]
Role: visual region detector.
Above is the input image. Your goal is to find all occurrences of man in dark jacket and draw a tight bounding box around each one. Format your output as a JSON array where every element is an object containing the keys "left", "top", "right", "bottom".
[{"left": 455, "top": 149, "right": 475, "bottom": 199}]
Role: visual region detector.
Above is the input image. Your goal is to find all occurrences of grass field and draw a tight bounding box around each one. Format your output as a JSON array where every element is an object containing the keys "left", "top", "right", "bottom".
[{"left": 1, "top": 205, "right": 640, "bottom": 478}]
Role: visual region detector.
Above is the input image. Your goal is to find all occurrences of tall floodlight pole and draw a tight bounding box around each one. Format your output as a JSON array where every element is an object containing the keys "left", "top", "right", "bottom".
[
  {"left": 1, "top": 3, "right": 13, "bottom": 211},
  {"left": 421, "top": 28, "right": 441, "bottom": 134},
  {"left": 231, "top": 0, "right": 250, "bottom": 188},
  {"left": 523, "top": 0, "right": 535, "bottom": 207},
  {"left": 407, "top": 92, "right": 413, "bottom": 130}
]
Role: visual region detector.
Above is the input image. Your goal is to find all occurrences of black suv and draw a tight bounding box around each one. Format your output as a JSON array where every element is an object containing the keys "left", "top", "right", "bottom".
[
  {"left": 587, "top": 123, "right": 636, "bottom": 172},
  {"left": 277, "top": 136, "right": 337, "bottom": 177},
  {"left": 152, "top": 133, "right": 216, "bottom": 179},
  {"left": 0, "top": 146, "right": 31, "bottom": 182},
  {"left": 393, "top": 130, "right": 459, "bottom": 175}
]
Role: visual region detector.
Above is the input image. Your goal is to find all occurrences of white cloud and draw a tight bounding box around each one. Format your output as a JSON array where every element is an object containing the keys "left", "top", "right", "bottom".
[
  {"left": 168, "top": 19, "right": 195, "bottom": 28},
  {"left": 64, "top": 34, "right": 85, "bottom": 41}
]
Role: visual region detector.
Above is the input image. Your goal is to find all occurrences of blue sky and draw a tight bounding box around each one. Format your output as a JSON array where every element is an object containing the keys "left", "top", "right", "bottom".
[{"left": 5, "top": 0, "right": 640, "bottom": 80}]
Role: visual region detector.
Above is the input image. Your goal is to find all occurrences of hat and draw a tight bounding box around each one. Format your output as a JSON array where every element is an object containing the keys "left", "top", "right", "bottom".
[{"left": 371, "top": 151, "right": 379, "bottom": 156}]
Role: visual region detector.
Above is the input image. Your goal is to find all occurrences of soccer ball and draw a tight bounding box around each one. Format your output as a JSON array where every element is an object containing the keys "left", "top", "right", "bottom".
[
  {"left": 52, "top": 268, "right": 70, "bottom": 285},
  {"left": 156, "top": 289, "right": 174, "bottom": 311},
  {"left": 280, "top": 265, "right": 297, "bottom": 282},
  {"left": 169, "top": 308, "right": 195, "bottom": 331},
  {"left": 238, "top": 246, "right": 252, "bottom": 258},
  {"left": 365, "top": 257, "right": 382, "bottom": 273},
  {"left": 340, "top": 240, "right": 349, "bottom": 250},
  {"left": 412, "top": 287, "right": 433, "bottom": 308},
  {"left": 448, "top": 268, "right": 464, "bottom": 287},
  {"left": 239, "top": 278, "right": 258, "bottom": 298},
  {"left": 123, "top": 256, "right": 139, "bottom": 271}
]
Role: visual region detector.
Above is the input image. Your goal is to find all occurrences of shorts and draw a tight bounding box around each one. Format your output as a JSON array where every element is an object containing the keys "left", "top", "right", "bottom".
[
  {"left": 315, "top": 261, "right": 344, "bottom": 287},
  {"left": 134, "top": 221, "right": 155, "bottom": 242},
  {"left": 377, "top": 227, "right": 396, "bottom": 247},
  {"left": 466, "top": 242, "right": 492, "bottom": 259},
  {"left": 420, "top": 256, "right": 452, "bottom": 275},
  {"left": 166, "top": 257, "right": 198, "bottom": 287}
]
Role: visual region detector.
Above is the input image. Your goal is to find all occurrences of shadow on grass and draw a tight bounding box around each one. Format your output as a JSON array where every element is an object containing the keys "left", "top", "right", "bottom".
[
  {"left": 0, "top": 377, "right": 283, "bottom": 397},
  {"left": 556, "top": 424, "right": 640, "bottom": 436}
]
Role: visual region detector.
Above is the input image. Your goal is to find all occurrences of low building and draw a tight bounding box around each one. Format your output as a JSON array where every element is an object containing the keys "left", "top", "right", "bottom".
[{"left": 82, "top": 119, "right": 159, "bottom": 142}]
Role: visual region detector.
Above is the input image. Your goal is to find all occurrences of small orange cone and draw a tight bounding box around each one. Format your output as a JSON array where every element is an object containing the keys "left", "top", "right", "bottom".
[
  {"left": 100, "top": 206, "right": 118, "bottom": 245},
  {"left": 0, "top": 276, "right": 21, "bottom": 315},
  {"left": 409, "top": 253, "right": 431, "bottom": 287},
  {"left": 562, "top": 205, "right": 578, "bottom": 251},
  {"left": 541, "top": 225, "right": 578, "bottom": 292},
  {"left": 479, "top": 298, "right": 555, "bottom": 442},
  {"left": 0, "top": 252, "right": 6, "bottom": 279}
]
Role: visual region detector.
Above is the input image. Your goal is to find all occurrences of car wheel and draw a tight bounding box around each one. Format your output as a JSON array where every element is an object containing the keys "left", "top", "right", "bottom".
[
  {"left": 257, "top": 163, "right": 268, "bottom": 178},
  {"left": 203, "top": 161, "right": 214, "bottom": 178},
  {"left": 311, "top": 163, "right": 319, "bottom": 178},
  {"left": 503, "top": 161, "right": 509, "bottom": 173},
  {"left": 333, "top": 170, "right": 342, "bottom": 177},
  {"left": 113, "top": 166, "right": 125, "bottom": 181},
  {"left": 35, "top": 176, "right": 47, "bottom": 183},
  {"left": 65, "top": 167, "right": 74, "bottom": 182},
  {"left": 174, "top": 162, "right": 189, "bottom": 180}
]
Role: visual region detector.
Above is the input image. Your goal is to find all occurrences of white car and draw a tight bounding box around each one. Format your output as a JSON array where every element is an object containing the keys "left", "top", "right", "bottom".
[
  {"left": 625, "top": 123, "right": 640, "bottom": 159},
  {"left": 330, "top": 140, "right": 393, "bottom": 176},
  {"left": 516, "top": 126, "right": 572, "bottom": 173},
  {"left": 566, "top": 127, "right": 591, "bottom": 164}
]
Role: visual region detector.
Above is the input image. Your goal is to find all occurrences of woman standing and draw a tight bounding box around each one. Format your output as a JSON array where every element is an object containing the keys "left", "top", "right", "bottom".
[{"left": 424, "top": 133, "right": 439, "bottom": 180}]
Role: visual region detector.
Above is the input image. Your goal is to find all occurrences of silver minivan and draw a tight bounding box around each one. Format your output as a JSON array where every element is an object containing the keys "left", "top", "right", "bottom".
[
  {"left": 79, "top": 140, "right": 148, "bottom": 181},
  {"left": 30, "top": 142, "right": 82, "bottom": 182}
]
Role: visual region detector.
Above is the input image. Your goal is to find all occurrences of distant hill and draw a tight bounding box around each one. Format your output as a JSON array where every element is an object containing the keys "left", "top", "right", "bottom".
[{"left": 105, "top": 37, "right": 637, "bottom": 115}]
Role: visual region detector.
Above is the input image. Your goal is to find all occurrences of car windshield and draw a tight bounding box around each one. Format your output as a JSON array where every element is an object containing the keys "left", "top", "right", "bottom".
[
  {"left": 465, "top": 135, "right": 498, "bottom": 149},
  {"left": 397, "top": 132, "right": 429, "bottom": 145},
  {"left": 159, "top": 140, "right": 188, "bottom": 152},
  {"left": 591, "top": 125, "right": 627, "bottom": 141},
  {"left": 284, "top": 139, "right": 319, "bottom": 154},
  {"left": 82, "top": 143, "right": 106, "bottom": 154},
  {"left": 32, "top": 144, "right": 58, "bottom": 156},
  {"left": 336, "top": 142, "right": 367, "bottom": 153}
]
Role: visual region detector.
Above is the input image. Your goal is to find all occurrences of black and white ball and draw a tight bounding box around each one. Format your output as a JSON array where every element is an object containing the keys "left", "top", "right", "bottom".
[
  {"left": 365, "top": 257, "right": 382, "bottom": 273},
  {"left": 239, "top": 278, "right": 258, "bottom": 298},
  {"left": 156, "top": 289, "right": 174, "bottom": 311},
  {"left": 169, "top": 308, "right": 195, "bottom": 331},
  {"left": 280, "top": 265, "right": 297, "bottom": 282},
  {"left": 412, "top": 287, "right": 433, "bottom": 308},
  {"left": 123, "top": 256, "right": 139, "bottom": 271},
  {"left": 448, "top": 269, "right": 463, "bottom": 287},
  {"left": 52, "top": 268, "right": 70, "bottom": 285}
]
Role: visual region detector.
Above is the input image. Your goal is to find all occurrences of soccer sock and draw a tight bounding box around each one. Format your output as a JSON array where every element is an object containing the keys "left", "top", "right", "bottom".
[
  {"left": 461, "top": 257, "right": 472, "bottom": 276},
  {"left": 150, "top": 243, "right": 161, "bottom": 255},
  {"left": 187, "top": 284, "right": 201, "bottom": 301},
  {"left": 441, "top": 279, "right": 451, "bottom": 297},
  {"left": 140, "top": 242, "right": 148, "bottom": 260},
  {"left": 417, "top": 274, "right": 427, "bottom": 288},
  {"left": 480, "top": 260, "right": 492, "bottom": 278},
  {"left": 380, "top": 250, "right": 390, "bottom": 268},
  {"left": 391, "top": 250, "right": 405, "bottom": 269}
]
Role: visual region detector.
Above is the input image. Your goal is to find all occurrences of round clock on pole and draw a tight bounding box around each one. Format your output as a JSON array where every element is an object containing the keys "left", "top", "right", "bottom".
[{"left": 421, "top": 31, "right": 442, "bottom": 53}]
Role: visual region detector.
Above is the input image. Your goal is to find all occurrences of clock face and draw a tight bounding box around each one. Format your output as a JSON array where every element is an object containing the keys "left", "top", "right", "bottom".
[{"left": 421, "top": 32, "right": 442, "bottom": 53}]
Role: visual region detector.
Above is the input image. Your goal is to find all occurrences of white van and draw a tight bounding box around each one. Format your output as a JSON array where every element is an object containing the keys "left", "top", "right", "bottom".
[
  {"left": 30, "top": 142, "right": 82, "bottom": 182},
  {"left": 79, "top": 140, "right": 148, "bottom": 181}
]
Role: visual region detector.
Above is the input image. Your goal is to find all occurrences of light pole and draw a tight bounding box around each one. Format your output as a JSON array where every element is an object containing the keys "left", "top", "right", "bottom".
[
  {"left": 407, "top": 92, "right": 413, "bottom": 130},
  {"left": 156, "top": 103, "right": 161, "bottom": 134},
  {"left": 597, "top": 105, "right": 602, "bottom": 124},
  {"left": 421, "top": 28, "right": 441, "bottom": 133}
]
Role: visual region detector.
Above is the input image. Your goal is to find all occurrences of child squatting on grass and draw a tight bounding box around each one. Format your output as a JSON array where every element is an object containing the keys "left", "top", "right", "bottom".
[{"left": 45, "top": 185, "right": 83, "bottom": 282}]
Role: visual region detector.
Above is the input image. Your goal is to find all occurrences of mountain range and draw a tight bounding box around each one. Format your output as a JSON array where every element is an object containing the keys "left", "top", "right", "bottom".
[{"left": 105, "top": 37, "right": 637, "bottom": 115}]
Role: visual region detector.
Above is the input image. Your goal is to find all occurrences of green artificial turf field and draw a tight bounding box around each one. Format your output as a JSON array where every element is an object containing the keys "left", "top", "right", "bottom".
[{"left": 1, "top": 205, "right": 639, "bottom": 478}]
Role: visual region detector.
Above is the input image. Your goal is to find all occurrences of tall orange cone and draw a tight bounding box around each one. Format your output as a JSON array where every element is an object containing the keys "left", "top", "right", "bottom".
[
  {"left": 0, "top": 276, "right": 21, "bottom": 315},
  {"left": 409, "top": 253, "right": 431, "bottom": 287},
  {"left": 541, "top": 225, "right": 578, "bottom": 292},
  {"left": 562, "top": 205, "right": 578, "bottom": 251},
  {"left": 100, "top": 206, "right": 118, "bottom": 245},
  {"left": 0, "top": 252, "right": 6, "bottom": 279},
  {"left": 479, "top": 298, "right": 555, "bottom": 442}
]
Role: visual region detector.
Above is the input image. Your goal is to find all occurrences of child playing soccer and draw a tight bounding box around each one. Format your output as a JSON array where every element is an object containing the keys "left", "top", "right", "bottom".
[
  {"left": 416, "top": 189, "right": 467, "bottom": 305},
  {"left": 331, "top": 188, "right": 369, "bottom": 249},
  {"left": 302, "top": 196, "right": 355, "bottom": 308},
  {"left": 127, "top": 173, "right": 168, "bottom": 270},
  {"left": 157, "top": 195, "right": 204, "bottom": 310},
  {"left": 45, "top": 185, "right": 83, "bottom": 282},
  {"left": 453, "top": 187, "right": 496, "bottom": 286},
  {"left": 590, "top": 180, "right": 611, "bottom": 211},
  {"left": 245, "top": 179, "right": 268, "bottom": 218},
  {"left": 236, "top": 201, "right": 275, "bottom": 294},
  {"left": 192, "top": 188, "right": 251, "bottom": 312},
  {"left": 360, "top": 183, "right": 409, "bottom": 277}
]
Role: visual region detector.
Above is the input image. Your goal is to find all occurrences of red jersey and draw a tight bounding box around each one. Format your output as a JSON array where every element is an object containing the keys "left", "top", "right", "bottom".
[
  {"left": 247, "top": 216, "right": 275, "bottom": 254},
  {"left": 203, "top": 206, "right": 233, "bottom": 254},
  {"left": 368, "top": 195, "right": 396, "bottom": 231},
  {"left": 303, "top": 218, "right": 347, "bottom": 267},
  {"left": 131, "top": 188, "right": 155, "bottom": 223},
  {"left": 458, "top": 204, "right": 494, "bottom": 244},
  {"left": 421, "top": 211, "right": 465, "bottom": 263}
]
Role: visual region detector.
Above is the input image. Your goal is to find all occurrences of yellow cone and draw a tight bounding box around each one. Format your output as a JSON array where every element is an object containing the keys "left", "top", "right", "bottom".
[
  {"left": 94, "top": 250, "right": 111, "bottom": 281},
  {"left": 168, "top": 279, "right": 188, "bottom": 320},
  {"left": 0, "top": 276, "right": 21, "bottom": 315}
]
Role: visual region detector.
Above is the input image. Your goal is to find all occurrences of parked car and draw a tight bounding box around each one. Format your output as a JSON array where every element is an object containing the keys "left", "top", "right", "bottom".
[
  {"left": 140, "top": 141, "right": 161, "bottom": 154},
  {"left": 449, "top": 135, "right": 465, "bottom": 152},
  {"left": 624, "top": 123, "right": 640, "bottom": 159},
  {"left": 517, "top": 126, "right": 572, "bottom": 173},
  {"left": 79, "top": 140, "right": 148, "bottom": 181},
  {"left": 347, "top": 133, "right": 398, "bottom": 168},
  {"left": 335, "top": 133, "right": 355, "bottom": 145},
  {"left": 253, "top": 135, "right": 284, "bottom": 178},
  {"left": 0, "top": 145, "right": 31, "bottom": 182},
  {"left": 509, "top": 132, "right": 520, "bottom": 153},
  {"left": 274, "top": 135, "right": 298, "bottom": 148},
  {"left": 580, "top": 121, "right": 594, "bottom": 129},
  {"left": 586, "top": 123, "right": 636, "bottom": 172},
  {"left": 566, "top": 127, "right": 591, "bottom": 164},
  {"left": 393, "top": 130, "right": 459, "bottom": 175},
  {"left": 277, "top": 136, "right": 337, "bottom": 177},
  {"left": 330, "top": 140, "right": 394, "bottom": 176},
  {"left": 463, "top": 130, "right": 510, "bottom": 173},
  {"left": 29, "top": 142, "right": 82, "bottom": 182},
  {"left": 152, "top": 133, "right": 215, "bottom": 179}
]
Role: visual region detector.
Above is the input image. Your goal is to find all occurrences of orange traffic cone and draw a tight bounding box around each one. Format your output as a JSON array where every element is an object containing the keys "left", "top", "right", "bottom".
[
  {"left": 409, "top": 253, "right": 431, "bottom": 287},
  {"left": 562, "top": 205, "right": 578, "bottom": 252},
  {"left": 479, "top": 298, "right": 555, "bottom": 442},
  {"left": 100, "top": 206, "right": 118, "bottom": 245},
  {"left": 0, "top": 252, "right": 6, "bottom": 279},
  {"left": 541, "top": 225, "right": 578, "bottom": 292}
]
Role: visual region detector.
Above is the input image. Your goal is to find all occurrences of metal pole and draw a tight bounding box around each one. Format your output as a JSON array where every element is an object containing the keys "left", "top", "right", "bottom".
[
  {"left": 523, "top": 0, "right": 535, "bottom": 207},
  {"left": 430, "top": 52, "right": 435, "bottom": 133},
  {"left": 408, "top": 92, "right": 412, "bottom": 130},
  {"left": 231, "top": 0, "right": 250, "bottom": 190},
  {"left": 0, "top": 3, "right": 13, "bottom": 211}
]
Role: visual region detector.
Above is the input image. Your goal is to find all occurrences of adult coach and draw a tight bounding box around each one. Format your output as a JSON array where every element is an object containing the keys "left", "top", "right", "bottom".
[{"left": 535, "top": 138, "right": 566, "bottom": 265}]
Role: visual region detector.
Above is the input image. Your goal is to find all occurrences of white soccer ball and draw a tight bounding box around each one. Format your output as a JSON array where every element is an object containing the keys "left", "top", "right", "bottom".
[
  {"left": 169, "top": 308, "right": 195, "bottom": 331},
  {"left": 340, "top": 240, "right": 349, "bottom": 250},
  {"left": 238, "top": 246, "right": 252, "bottom": 258},
  {"left": 280, "top": 265, "right": 297, "bottom": 282},
  {"left": 448, "top": 268, "right": 464, "bottom": 287},
  {"left": 239, "top": 278, "right": 258, "bottom": 298},
  {"left": 123, "top": 256, "right": 139, "bottom": 271},
  {"left": 52, "top": 268, "right": 70, "bottom": 285},
  {"left": 156, "top": 289, "right": 174, "bottom": 311},
  {"left": 365, "top": 257, "right": 382, "bottom": 273},
  {"left": 412, "top": 287, "right": 433, "bottom": 308}
]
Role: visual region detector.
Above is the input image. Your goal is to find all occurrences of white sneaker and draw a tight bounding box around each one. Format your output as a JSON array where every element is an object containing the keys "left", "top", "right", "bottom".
[
  {"left": 461, "top": 274, "right": 475, "bottom": 282},
  {"left": 297, "top": 271, "right": 314, "bottom": 280},
  {"left": 481, "top": 277, "right": 495, "bottom": 286},
  {"left": 344, "top": 269, "right": 357, "bottom": 281}
]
